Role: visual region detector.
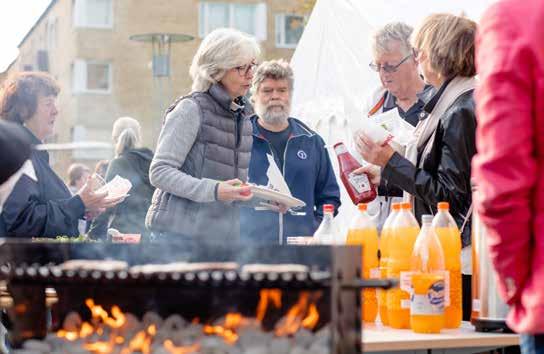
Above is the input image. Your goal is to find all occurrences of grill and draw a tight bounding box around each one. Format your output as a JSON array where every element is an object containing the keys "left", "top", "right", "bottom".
[{"left": 0, "top": 241, "right": 396, "bottom": 353}]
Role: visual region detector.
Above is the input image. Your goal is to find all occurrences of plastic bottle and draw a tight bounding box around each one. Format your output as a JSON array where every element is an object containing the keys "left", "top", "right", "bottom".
[
  {"left": 386, "top": 202, "right": 420, "bottom": 329},
  {"left": 346, "top": 203, "right": 380, "bottom": 322},
  {"left": 378, "top": 202, "right": 401, "bottom": 326},
  {"left": 313, "top": 204, "right": 339, "bottom": 245},
  {"left": 432, "top": 202, "right": 462, "bottom": 328},
  {"left": 333, "top": 142, "right": 377, "bottom": 204},
  {"left": 410, "top": 215, "right": 446, "bottom": 333}
]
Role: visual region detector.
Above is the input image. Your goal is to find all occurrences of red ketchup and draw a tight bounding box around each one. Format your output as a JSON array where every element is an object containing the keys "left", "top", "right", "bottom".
[{"left": 333, "top": 142, "right": 377, "bottom": 204}]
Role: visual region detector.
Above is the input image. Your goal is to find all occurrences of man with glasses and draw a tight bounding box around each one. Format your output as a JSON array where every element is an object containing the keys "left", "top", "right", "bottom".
[
  {"left": 364, "top": 22, "right": 433, "bottom": 127},
  {"left": 355, "top": 22, "right": 433, "bottom": 230}
]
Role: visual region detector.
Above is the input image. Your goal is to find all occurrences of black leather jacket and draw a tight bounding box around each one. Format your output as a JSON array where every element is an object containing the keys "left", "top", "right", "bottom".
[{"left": 382, "top": 88, "right": 476, "bottom": 247}]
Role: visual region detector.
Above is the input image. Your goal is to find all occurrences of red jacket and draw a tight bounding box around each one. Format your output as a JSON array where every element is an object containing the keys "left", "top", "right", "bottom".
[{"left": 474, "top": 0, "right": 544, "bottom": 334}]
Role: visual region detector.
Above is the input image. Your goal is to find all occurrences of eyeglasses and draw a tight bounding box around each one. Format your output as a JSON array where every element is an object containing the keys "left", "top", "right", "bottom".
[
  {"left": 235, "top": 62, "right": 257, "bottom": 77},
  {"left": 369, "top": 53, "right": 413, "bottom": 73}
]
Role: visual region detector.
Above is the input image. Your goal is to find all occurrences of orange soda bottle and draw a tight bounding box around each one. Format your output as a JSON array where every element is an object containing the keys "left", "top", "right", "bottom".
[
  {"left": 410, "top": 215, "right": 446, "bottom": 333},
  {"left": 432, "top": 202, "right": 462, "bottom": 328},
  {"left": 378, "top": 202, "right": 401, "bottom": 326},
  {"left": 386, "top": 202, "right": 420, "bottom": 329},
  {"left": 346, "top": 203, "right": 379, "bottom": 323}
]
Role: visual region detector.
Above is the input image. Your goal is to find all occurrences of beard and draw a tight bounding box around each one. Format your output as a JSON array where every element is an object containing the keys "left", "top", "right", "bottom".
[{"left": 255, "top": 101, "right": 290, "bottom": 126}]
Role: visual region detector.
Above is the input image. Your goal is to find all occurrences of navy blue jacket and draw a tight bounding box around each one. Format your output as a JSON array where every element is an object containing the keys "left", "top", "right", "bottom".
[
  {"left": 0, "top": 127, "right": 85, "bottom": 237},
  {"left": 240, "top": 117, "right": 341, "bottom": 244}
]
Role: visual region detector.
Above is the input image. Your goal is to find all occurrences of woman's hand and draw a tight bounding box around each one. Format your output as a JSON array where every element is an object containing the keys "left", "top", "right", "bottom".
[
  {"left": 217, "top": 179, "right": 253, "bottom": 202},
  {"left": 78, "top": 176, "right": 125, "bottom": 215},
  {"left": 352, "top": 164, "right": 381, "bottom": 185},
  {"left": 354, "top": 132, "right": 395, "bottom": 167}
]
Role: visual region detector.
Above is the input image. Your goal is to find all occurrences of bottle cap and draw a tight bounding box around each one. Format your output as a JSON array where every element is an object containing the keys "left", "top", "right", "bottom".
[
  {"left": 392, "top": 203, "right": 401, "bottom": 211},
  {"left": 357, "top": 203, "right": 367, "bottom": 211},
  {"left": 437, "top": 202, "right": 450, "bottom": 210},
  {"left": 401, "top": 202, "right": 412, "bottom": 210},
  {"left": 421, "top": 214, "right": 434, "bottom": 224},
  {"left": 323, "top": 204, "right": 335, "bottom": 213}
]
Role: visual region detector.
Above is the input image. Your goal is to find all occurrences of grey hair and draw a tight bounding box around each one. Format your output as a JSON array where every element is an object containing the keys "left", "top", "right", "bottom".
[
  {"left": 371, "top": 22, "right": 414, "bottom": 56},
  {"left": 112, "top": 116, "right": 142, "bottom": 157},
  {"left": 250, "top": 59, "right": 294, "bottom": 97},
  {"left": 190, "top": 28, "right": 261, "bottom": 93}
]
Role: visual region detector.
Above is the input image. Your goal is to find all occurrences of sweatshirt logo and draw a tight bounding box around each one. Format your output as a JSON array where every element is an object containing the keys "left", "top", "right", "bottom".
[{"left": 297, "top": 150, "right": 307, "bottom": 160}]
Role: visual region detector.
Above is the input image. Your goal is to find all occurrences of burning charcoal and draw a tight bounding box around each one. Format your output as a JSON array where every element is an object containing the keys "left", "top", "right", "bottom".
[
  {"left": 293, "top": 328, "right": 314, "bottom": 348},
  {"left": 119, "top": 312, "right": 141, "bottom": 337},
  {"left": 200, "top": 336, "right": 231, "bottom": 354},
  {"left": 290, "top": 347, "right": 311, "bottom": 354},
  {"left": 238, "top": 328, "right": 271, "bottom": 351},
  {"left": 22, "top": 339, "right": 52, "bottom": 353},
  {"left": 172, "top": 324, "right": 203, "bottom": 346},
  {"left": 243, "top": 346, "right": 269, "bottom": 354},
  {"left": 162, "top": 314, "right": 187, "bottom": 331},
  {"left": 63, "top": 311, "right": 82, "bottom": 332},
  {"left": 268, "top": 337, "right": 290, "bottom": 354},
  {"left": 142, "top": 311, "right": 163, "bottom": 329}
]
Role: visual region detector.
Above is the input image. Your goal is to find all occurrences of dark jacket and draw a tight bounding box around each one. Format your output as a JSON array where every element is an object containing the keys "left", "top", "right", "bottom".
[
  {"left": 382, "top": 88, "right": 476, "bottom": 247},
  {"left": 240, "top": 117, "right": 341, "bottom": 244},
  {"left": 0, "top": 121, "right": 31, "bottom": 185},
  {"left": 89, "top": 148, "right": 154, "bottom": 239},
  {"left": 146, "top": 84, "right": 253, "bottom": 241},
  {"left": 0, "top": 127, "right": 85, "bottom": 237}
]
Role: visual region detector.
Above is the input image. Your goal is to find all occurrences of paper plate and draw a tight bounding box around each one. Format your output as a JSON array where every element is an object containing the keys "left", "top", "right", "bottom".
[{"left": 250, "top": 185, "right": 306, "bottom": 209}]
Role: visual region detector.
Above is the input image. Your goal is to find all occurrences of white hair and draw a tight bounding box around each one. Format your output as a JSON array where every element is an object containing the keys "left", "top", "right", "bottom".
[
  {"left": 112, "top": 116, "right": 142, "bottom": 157},
  {"left": 189, "top": 28, "right": 261, "bottom": 93},
  {"left": 371, "top": 22, "right": 413, "bottom": 56}
]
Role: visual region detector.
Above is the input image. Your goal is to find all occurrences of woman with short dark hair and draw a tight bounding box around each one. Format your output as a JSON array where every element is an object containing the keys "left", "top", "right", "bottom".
[{"left": 0, "top": 72, "right": 122, "bottom": 238}]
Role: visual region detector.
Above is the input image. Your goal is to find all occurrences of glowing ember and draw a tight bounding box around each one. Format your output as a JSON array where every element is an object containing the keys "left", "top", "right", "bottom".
[{"left": 163, "top": 340, "right": 201, "bottom": 354}]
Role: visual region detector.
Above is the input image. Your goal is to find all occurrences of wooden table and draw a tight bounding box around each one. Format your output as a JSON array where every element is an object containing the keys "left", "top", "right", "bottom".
[{"left": 363, "top": 321, "right": 519, "bottom": 354}]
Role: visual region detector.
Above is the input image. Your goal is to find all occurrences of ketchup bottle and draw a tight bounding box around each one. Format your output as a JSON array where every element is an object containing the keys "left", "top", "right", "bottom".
[{"left": 333, "top": 142, "right": 377, "bottom": 204}]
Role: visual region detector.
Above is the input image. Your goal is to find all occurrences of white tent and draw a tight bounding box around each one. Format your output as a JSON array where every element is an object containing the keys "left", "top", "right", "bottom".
[{"left": 289, "top": 0, "right": 496, "bottom": 234}]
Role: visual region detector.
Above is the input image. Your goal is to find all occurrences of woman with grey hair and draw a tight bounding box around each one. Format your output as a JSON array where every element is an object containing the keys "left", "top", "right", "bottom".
[
  {"left": 89, "top": 116, "right": 155, "bottom": 239},
  {"left": 146, "top": 28, "right": 260, "bottom": 242}
]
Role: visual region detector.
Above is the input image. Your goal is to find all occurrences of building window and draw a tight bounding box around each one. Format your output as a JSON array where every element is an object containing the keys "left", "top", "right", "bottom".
[
  {"left": 73, "top": 0, "right": 113, "bottom": 28},
  {"left": 275, "top": 14, "right": 305, "bottom": 48},
  {"left": 199, "top": 2, "right": 267, "bottom": 41},
  {"left": 73, "top": 60, "right": 112, "bottom": 94}
]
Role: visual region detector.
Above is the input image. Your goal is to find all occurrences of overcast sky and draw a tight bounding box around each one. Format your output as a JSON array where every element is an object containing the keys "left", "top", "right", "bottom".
[{"left": 0, "top": 0, "right": 51, "bottom": 72}]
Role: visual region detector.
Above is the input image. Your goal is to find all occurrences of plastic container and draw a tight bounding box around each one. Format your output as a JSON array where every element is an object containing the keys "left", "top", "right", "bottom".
[
  {"left": 432, "top": 202, "right": 462, "bottom": 328},
  {"left": 346, "top": 203, "right": 379, "bottom": 322}
]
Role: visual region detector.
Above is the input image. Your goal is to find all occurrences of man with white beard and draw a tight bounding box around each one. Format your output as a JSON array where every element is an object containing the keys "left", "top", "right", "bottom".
[{"left": 241, "top": 60, "right": 340, "bottom": 244}]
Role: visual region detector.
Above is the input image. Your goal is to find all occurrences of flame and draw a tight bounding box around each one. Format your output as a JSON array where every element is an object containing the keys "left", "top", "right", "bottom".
[
  {"left": 57, "top": 329, "right": 78, "bottom": 341},
  {"left": 120, "top": 330, "right": 152, "bottom": 354},
  {"left": 105, "top": 305, "right": 126, "bottom": 328},
  {"left": 275, "top": 292, "right": 310, "bottom": 336},
  {"left": 203, "top": 312, "right": 243, "bottom": 345},
  {"left": 147, "top": 324, "right": 157, "bottom": 336},
  {"left": 163, "top": 340, "right": 201, "bottom": 354},
  {"left": 84, "top": 341, "right": 113, "bottom": 354},
  {"left": 302, "top": 303, "right": 319, "bottom": 330},
  {"left": 80, "top": 322, "right": 94, "bottom": 338},
  {"left": 256, "top": 289, "right": 282, "bottom": 322}
]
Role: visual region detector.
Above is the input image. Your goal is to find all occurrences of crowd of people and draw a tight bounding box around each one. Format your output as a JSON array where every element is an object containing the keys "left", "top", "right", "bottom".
[{"left": 0, "top": 2, "right": 543, "bottom": 351}]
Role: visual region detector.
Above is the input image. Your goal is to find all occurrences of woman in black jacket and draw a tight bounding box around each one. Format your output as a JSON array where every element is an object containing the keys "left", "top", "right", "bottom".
[
  {"left": 89, "top": 117, "right": 154, "bottom": 240},
  {"left": 354, "top": 14, "right": 477, "bottom": 320},
  {"left": 0, "top": 72, "right": 122, "bottom": 238}
]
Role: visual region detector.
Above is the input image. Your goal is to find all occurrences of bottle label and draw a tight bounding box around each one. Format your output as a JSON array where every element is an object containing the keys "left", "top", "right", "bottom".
[
  {"left": 400, "top": 271, "right": 414, "bottom": 294},
  {"left": 348, "top": 172, "right": 372, "bottom": 194},
  {"left": 370, "top": 268, "right": 380, "bottom": 279},
  {"left": 410, "top": 278, "right": 445, "bottom": 315}
]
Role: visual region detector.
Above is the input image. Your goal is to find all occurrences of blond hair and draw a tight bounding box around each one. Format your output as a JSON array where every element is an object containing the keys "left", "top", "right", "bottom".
[
  {"left": 250, "top": 59, "right": 294, "bottom": 96},
  {"left": 112, "top": 116, "right": 142, "bottom": 157},
  {"left": 189, "top": 28, "right": 261, "bottom": 93},
  {"left": 412, "top": 13, "right": 476, "bottom": 79}
]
